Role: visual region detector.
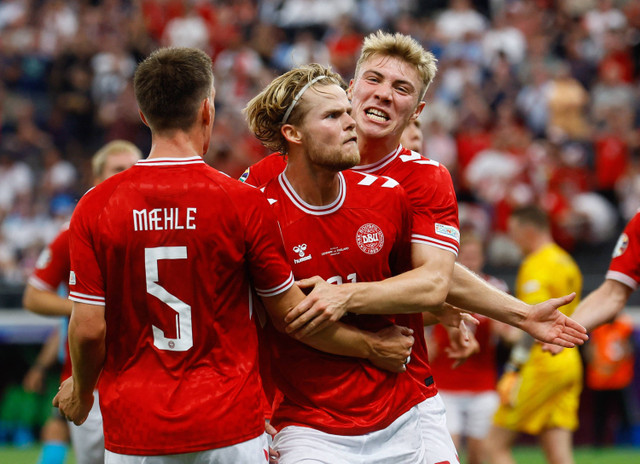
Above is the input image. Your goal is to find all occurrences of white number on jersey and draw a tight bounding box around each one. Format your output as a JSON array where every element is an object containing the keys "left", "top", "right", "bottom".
[
  {"left": 145, "top": 246, "right": 193, "bottom": 351},
  {"left": 326, "top": 273, "right": 357, "bottom": 285}
]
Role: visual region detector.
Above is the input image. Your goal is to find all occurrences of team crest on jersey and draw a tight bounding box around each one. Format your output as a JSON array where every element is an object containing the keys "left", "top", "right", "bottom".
[
  {"left": 293, "top": 244, "right": 312, "bottom": 264},
  {"left": 356, "top": 223, "right": 384, "bottom": 255},
  {"left": 35, "top": 247, "right": 52, "bottom": 270},
  {"left": 612, "top": 233, "right": 629, "bottom": 258}
]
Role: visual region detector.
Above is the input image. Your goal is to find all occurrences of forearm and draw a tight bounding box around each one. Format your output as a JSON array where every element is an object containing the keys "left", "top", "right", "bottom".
[
  {"left": 35, "top": 330, "right": 61, "bottom": 369},
  {"left": 340, "top": 265, "right": 448, "bottom": 315},
  {"left": 23, "top": 285, "right": 73, "bottom": 316},
  {"left": 68, "top": 305, "right": 105, "bottom": 397},
  {"left": 571, "top": 280, "right": 632, "bottom": 331},
  {"left": 446, "top": 263, "right": 528, "bottom": 327},
  {"left": 296, "top": 322, "right": 376, "bottom": 358}
]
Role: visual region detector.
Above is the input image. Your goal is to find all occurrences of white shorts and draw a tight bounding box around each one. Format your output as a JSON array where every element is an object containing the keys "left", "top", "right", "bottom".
[
  {"left": 104, "top": 433, "right": 269, "bottom": 463},
  {"left": 418, "top": 394, "right": 459, "bottom": 464},
  {"left": 439, "top": 390, "right": 499, "bottom": 439},
  {"left": 273, "top": 405, "right": 424, "bottom": 464},
  {"left": 69, "top": 390, "right": 104, "bottom": 464}
]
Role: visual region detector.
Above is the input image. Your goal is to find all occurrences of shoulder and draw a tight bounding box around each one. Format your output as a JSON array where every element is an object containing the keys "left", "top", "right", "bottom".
[
  {"left": 240, "top": 153, "right": 287, "bottom": 187},
  {"left": 344, "top": 170, "right": 408, "bottom": 206}
]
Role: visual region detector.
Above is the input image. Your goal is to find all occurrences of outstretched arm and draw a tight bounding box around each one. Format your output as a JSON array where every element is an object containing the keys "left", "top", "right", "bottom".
[
  {"left": 447, "top": 264, "right": 587, "bottom": 347},
  {"left": 570, "top": 279, "right": 633, "bottom": 332}
]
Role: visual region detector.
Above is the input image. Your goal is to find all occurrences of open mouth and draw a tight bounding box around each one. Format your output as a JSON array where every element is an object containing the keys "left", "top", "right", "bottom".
[
  {"left": 365, "top": 108, "right": 390, "bottom": 123},
  {"left": 344, "top": 135, "right": 358, "bottom": 144}
]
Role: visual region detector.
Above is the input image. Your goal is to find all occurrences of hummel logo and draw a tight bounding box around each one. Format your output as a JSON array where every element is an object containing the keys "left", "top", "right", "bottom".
[
  {"left": 293, "top": 244, "right": 307, "bottom": 257},
  {"left": 293, "top": 244, "right": 312, "bottom": 264}
]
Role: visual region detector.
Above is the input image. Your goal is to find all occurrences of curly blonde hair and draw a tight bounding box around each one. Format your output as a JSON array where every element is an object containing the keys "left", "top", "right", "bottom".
[{"left": 244, "top": 63, "right": 345, "bottom": 154}]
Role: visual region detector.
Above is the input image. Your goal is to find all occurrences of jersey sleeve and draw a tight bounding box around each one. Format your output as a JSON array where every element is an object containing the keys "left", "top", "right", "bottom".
[
  {"left": 239, "top": 153, "right": 287, "bottom": 187},
  {"left": 239, "top": 187, "right": 294, "bottom": 297},
  {"left": 29, "top": 227, "right": 71, "bottom": 292},
  {"left": 68, "top": 194, "right": 106, "bottom": 306},
  {"left": 404, "top": 159, "right": 460, "bottom": 256},
  {"left": 516, "top": 260, "right": 551, "bottom": 305},
  {"left": 606, "top": 212, "right": 640, "bottom": 290}
]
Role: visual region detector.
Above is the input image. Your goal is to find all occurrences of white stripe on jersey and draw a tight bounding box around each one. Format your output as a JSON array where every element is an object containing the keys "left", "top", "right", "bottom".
[
  {"left": 255, "top": 272, "right": 295, "bottom": 297},
  {"left": 351, "top": 146, "right": 401, "bottom": 173},
  {"left": 411, "top": 234, "right": 459, "bottom": 255},
  {"left": 69, "top": 291, "right": 106, "bottom": 306},
  {"left": 279, "top": 172, "right": 346, "bottom": 216},
  {"left": 136, "top": 157, "right": 205, "bottom": 167},
  {"left": 605, "top": 270, "right": 638, "bottom": 290},
  {"left": 28, "top": 275, "right": 56, "bottom": 292}
]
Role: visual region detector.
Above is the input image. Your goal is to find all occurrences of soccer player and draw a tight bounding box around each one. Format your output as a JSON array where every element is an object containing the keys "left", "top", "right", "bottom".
[
  {"left": 243, "top": 30, "right": 587, "bottom": 464},
  {"left": 52, "top": 47, "right": 410, "bottom": 463},
  {"left": 245, "top": 63, "right": 429, "bottom": 464},
  {"left": 561, "top": 210, "right": 640, "bottom": 331},
  {"left": 23, "top": 140, "right": 141, "bottom": 464},
  {"left": 428, "top": 230, "right": 515, "bottom": 464},
  {"left": 486, "top": 206, "right": 583, "bottom": 464}
]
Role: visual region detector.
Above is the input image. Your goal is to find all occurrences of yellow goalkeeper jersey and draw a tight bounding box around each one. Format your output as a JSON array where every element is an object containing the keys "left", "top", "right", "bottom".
[{"left": 494, "top": 242, "right": 583, "bottom": 434}]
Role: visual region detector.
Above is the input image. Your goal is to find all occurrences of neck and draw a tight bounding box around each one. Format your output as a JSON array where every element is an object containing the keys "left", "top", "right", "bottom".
[
  {"left": 357, "top": 130, "right": 400, "bottom": 165},
  {"left": 147, "top": 128, "right": 205, "bottom": 159},
  {"left": 526, "top": 233, "right": 553, "bottom": 255},
  {"left": 284, "top": 151, "right": 341, "bottom": 206}
]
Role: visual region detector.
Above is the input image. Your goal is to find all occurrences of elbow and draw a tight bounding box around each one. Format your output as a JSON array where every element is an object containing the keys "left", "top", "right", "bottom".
[
  {"left": 425, "top": 275, "right": 449, "bottom": 308},
  {"left": 70, "top": 318, "right": 106, "bottom": 347}
]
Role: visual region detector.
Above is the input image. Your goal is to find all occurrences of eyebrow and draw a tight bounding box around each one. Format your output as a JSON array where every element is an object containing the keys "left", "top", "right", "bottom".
[{"left": 362, "top": 70, "right": 416, "bottom": 92}]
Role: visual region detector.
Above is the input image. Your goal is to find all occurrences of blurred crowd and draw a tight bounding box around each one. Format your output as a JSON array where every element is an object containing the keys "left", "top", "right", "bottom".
[{"left": 2, "top": 0, "right": 640, "bottom": 285}]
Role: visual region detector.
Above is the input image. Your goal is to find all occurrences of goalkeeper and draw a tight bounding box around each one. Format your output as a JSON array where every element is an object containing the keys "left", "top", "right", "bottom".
[{"left": 486, "top": 206, "right": 583, "bottom": 464}]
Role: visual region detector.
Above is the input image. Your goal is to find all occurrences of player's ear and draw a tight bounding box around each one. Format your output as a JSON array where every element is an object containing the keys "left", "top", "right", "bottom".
[
  {"left": 346, "top": 79, "right": 354, "bottom": 101},
  {"left": 281, "top": 124, "right": 303, "bottom": 147},
  {"left": 139, "top": 110, "right": 150, "bottom": 127},
  {"left": 410, "top": 101, "right": 426, "bottom": 122}
]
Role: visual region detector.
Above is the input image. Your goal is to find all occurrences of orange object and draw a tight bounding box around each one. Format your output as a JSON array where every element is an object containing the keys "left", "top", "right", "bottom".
[{"left": 586, "top": 315, "right": 635, "bottom": 391}]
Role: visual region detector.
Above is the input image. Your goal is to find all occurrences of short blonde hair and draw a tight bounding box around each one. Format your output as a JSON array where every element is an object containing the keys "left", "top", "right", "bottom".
[
  {"left": 355, "top": 30, "right": 438, "bottom": 100},
  {"left": 244, "top": 63, "right": 345, "bottom": 154},
  {"left": 91, "top": 140, "right": 142, "bottom": 177}
]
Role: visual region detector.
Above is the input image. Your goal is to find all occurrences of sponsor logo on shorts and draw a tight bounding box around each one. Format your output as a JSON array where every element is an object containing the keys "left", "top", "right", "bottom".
[
  {"left": 435, "top": 223, "right": 460, "bottom": 242},
  {"left": 69, "top": 271, "right": 76, "bottom": 286},
  {"left": 356, "top": 223, "right": 384, "bottom": 255},
  {"left": 613, "top": 233, "right": 629, "bottom": 258}
]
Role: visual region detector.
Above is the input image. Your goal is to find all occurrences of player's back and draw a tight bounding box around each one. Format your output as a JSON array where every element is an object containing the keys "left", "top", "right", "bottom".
[{"left": 69, "top": 156, "right": 292, "bottom": 454}]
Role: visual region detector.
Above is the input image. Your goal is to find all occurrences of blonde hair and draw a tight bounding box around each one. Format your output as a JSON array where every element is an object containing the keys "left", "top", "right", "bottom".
[
  {"left": 355, "top": 30, "right": 438, "bottom": 100},
  {"left": 92, "top": 140, "right": 142, "bottom": 177},
  {"left": 244, "top": 63, "right": 345, "bottom": 154}
]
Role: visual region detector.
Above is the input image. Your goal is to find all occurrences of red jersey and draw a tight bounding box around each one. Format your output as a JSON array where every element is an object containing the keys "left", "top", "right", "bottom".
[
  {"left": 263, "top": 170, "right": 425, "bottom": 435},
  {"left": 430, "top": 274, "right": 508, "bottom": 392},
  {"left": 240, "top": 153, "right": 287, "bottom": 187},
  {"left": 68, "top": 156, "right": 294, "bottom": 455},
  {"left": 607, "top": 210, "right": 640, "bottom": 290},
  {"left": 352, "top": 146, "right": 460, "bottom": 399},
  {"left": 29, "top": 226, "right": 73, "bottom": 381}
]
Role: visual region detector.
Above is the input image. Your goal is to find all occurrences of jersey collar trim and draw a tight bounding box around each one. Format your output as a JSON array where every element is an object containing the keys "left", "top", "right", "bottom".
[
  {"left": 278, "top": 171, "right": 346, "bottom": 215},
  {"left": 351, "top": 145, "right": 401, "bottom": 174},
  {"left": 136, "top": 156, "right": 205, "bottom": 166}
]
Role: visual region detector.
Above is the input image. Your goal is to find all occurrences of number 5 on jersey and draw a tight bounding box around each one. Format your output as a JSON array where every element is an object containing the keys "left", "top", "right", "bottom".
[{"left": 145, "top": 246, "right": 193, "bottom": 351}]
